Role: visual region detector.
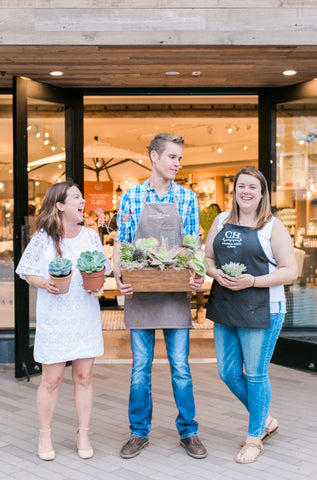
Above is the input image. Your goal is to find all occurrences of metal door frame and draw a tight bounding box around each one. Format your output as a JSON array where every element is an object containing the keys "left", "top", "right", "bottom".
[{"left": 13, "top": 76, "right": 83, "bottom": 379}]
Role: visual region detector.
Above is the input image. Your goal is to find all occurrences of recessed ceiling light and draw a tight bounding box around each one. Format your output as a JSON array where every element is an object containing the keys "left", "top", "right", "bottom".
[
  {"left": 49, "top": 71, "right": 64, "bottom": 77},
  {"left": 283, "top": 70, "right": 297, "bottom": 76},
  {"left": 192, "top": 71, "right": 201, "bottom": 77},
  {"left": 165, "top": 71, "right": 180, "bottom": 76}
]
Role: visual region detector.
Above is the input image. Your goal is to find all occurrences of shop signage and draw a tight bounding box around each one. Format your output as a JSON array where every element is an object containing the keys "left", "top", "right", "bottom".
[{"left": 84, "top": 181, "right": 113, "bottom": 212}]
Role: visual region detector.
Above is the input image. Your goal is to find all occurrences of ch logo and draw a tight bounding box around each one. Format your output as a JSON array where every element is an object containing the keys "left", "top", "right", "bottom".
[{"left": 224, "top": 231, "right": 241, "bottom": 240}]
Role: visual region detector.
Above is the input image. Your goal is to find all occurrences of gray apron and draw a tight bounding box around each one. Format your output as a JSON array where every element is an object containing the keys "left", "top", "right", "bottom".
[{"left": 124, "top": 182, "right": 192, "bottom": 329}]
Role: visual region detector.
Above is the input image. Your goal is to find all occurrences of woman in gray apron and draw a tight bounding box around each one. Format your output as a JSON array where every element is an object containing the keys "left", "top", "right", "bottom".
[
  {"left": 114, "top": 133, "right": 207, "bottom": 460},
  {"left": 205, "top": 167, "right": 297, "bottom": 464}
]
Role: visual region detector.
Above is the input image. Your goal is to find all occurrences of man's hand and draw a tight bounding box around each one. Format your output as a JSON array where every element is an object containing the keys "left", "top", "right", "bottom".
[
  {"left": 113, "top": 267, "right": 133, "bottom": 296},
  {"left": 189, "top": 272, "right": 205, "bottom": 292}
]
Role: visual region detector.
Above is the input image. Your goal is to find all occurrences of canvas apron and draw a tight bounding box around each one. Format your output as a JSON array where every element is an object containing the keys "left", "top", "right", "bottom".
[
  {"left": 124, "top": 184, "right": 192, "bottom": 329},
  {"left": 206, "top": 223, "right": 271, "bottom": 328}
]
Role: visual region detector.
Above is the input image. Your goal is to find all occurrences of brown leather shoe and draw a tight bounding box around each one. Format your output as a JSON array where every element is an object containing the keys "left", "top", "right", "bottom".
[
  {"left": 120, "top": 435, "right": 149, "bottom": 459},
  {"left": 180, "top": 435, "right": 207, "bottom": 459}
]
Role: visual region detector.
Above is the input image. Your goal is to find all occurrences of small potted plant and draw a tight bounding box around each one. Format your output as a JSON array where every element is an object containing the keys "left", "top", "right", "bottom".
[
  {"left": 76, "top": 250, "right": 107, "bottom": 291},
  {"left": 221, "top": 262, "right": 247, "bottom": 277},
  {"left": 48, "top": 257, "right": 73, "bottom": 294}
]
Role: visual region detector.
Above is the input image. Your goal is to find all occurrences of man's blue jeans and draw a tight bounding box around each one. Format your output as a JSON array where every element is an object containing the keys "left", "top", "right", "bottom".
[
  {"left": 214, "top": 310, "right": 284, "bottom": 437},
  {"left": 128, "top": 328, "right": 198, "bottom": 439}
]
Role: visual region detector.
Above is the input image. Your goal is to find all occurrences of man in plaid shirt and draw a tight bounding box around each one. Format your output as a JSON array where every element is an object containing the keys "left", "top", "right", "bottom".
[{"left": 113, "top": 133, "right": 207, "bottom": 460}]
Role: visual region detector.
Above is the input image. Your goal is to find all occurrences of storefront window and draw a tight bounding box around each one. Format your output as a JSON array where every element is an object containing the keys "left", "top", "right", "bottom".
[
  {"left": 0, "top": 95, "right": 14, "bottom": 329},
  {"left": 273, "top": 101, "right": 317, "bottom": 334},
  {"left": 27, "top": 99, "right": 66, "bottom": 325}
]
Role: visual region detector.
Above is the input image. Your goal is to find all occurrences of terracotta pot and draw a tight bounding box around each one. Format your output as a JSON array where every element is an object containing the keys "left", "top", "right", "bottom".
[
  {"left": 49, "top": 270, "right": 73, "bottom": 294},
  {"left": 80, "top": 267, "right": 105, "bottom": 291}
]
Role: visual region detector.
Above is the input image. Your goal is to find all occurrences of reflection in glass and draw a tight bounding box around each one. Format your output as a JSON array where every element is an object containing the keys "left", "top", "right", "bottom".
[
  {"left": 273, "top": 101, "right": 317, "bottom": 341},
  {"left": 0, "top": 95, "right": 14, "bottom": 329},
  {"left": 27, "top": 99, "right": 66, "bottom": 325}
]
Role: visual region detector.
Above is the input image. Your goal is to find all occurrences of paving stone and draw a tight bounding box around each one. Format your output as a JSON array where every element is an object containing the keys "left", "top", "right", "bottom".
[{"left": 0, "top": 362, "right": 316, "bottom": 479}]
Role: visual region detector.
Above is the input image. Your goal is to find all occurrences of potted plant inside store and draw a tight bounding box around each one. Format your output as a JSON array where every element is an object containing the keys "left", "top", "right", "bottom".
[
  {"left": 76, "top": 250, "right": 107, "bottom": 291},
  {"left": 48, "top": 257, "right": 73, "bottom": 294},
  {"left": 119, "top": 233, "right": 208, "bottom": 295}
]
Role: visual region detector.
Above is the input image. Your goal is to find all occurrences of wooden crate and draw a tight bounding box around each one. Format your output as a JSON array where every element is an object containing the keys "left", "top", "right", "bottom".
[{"left": 121, "top": 268, "right": 191, "bottom": 293}]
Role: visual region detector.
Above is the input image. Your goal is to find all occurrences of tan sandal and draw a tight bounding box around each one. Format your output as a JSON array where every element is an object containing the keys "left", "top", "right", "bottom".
[
  {"left": 77, "top": 427, "right": 94, "bottom": 459},
  {"left": 236, "top": 439, "right": 264, "bottom": 464},
  {"left": 38, "top": 428, "right": 55, "bottom": 461},
  {"left": 240, "top": 416, "right": 279, "bottom": 446},
  {"left": 262, "top": 416, "right": 279, "bottom": 441}
]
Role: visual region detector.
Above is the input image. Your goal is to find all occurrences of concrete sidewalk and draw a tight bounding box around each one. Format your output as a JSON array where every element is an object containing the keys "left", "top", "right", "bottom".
[{"left": 0, "top": 360, "right": 316, "bottom": 480}]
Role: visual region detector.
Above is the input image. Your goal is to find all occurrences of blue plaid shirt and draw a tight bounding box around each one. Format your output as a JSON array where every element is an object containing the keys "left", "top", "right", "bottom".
[{"left": 116, "top": 179, "right": 199, "bottom": 243}]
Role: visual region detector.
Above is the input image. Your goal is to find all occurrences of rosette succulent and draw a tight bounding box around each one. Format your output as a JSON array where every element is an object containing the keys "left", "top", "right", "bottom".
[
  {"left": 221, "top": 262, "right": 247, "bottom": 277},
  {"left": 48, "top": 257, "right": 72, "bottom": 277},
  {"left": 76, "top": 250, "right": 107, "bottom": 273},
  {"left": 135, "top": 237, "right": 159, "bottom": 250},
  {"left": 147, "top": 238, "right": 183, "bottom": 270},
  {"left": 182, "top": 232, "right": 202, "bottom": 250}
]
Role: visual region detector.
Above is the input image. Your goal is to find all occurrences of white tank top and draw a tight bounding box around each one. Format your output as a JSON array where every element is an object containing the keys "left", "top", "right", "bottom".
[{"left": 218, "top": 212, "right": 286, "bottom": 314}]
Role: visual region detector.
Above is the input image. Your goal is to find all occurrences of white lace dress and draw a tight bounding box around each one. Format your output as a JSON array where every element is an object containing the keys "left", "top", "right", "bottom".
[{"left": 16, "top": 227, "right": 111, "bottom": 365}]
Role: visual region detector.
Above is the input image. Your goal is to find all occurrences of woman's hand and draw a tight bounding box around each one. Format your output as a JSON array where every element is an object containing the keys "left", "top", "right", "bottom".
[{"left": 219, "top": 273, "right": 255, "bottom": 291}]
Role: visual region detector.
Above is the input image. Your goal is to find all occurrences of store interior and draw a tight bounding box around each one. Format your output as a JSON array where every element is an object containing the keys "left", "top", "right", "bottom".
[{"left": 1, "top": 94, "right": 317, "bottom": 335}]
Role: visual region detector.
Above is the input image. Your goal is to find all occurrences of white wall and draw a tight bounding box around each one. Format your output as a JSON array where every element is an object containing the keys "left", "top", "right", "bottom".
[{"left": 0, "top": 1, "right": 317, "bottom": 45}]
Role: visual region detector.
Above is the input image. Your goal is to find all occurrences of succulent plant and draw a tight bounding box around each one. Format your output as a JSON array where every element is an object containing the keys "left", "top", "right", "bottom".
[
  {"left": 135, "top": 237, "right": 159, "bottom": 250},
  {"left": 147, "top": 238, "right": 184, "bottom": 271},
  {"left": 221, "top": 262, "right": 247, "bottom": 277},
  {"left": 76, "top": 250, "right": 107, "bottom": 273},
  {"left": 120, "top": 242, "right": 135, "bottom": 262},
  {"left": 188, "top": 249, "right": 208, "bottom": 277},
  {"left": 132, "top": 248, "right": 147, "bottom": 262},
  {"left": 182, "top": 232, "right": 202, "bottom": 250},
  {"left": 48, "top": 257, "right": 72, "bottom": 277},
  {"left": 176, "top": 249, "right": 193, "bottom": 268}
]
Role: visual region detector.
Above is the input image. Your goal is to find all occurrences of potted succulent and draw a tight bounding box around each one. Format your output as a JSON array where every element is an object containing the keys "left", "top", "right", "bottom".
[
  {"left": 221, "top": 262, "right": 247, "bottom": 277},
  {"left": 48, "top": 257, "right": 73, "bottom": 294},
  {"left": 76, "top": 250, "right": 107, "bottom": 291},
  {"left": 120, "top": 234, "right": 208, "bottom": 295}
]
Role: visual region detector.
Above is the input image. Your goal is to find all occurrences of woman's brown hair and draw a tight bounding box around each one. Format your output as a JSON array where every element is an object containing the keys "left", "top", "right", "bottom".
[
  {"left": 225, "top": 167, "right": 272, "bottom": 230},
  {"left": 35, "top": 180, "right": 78, "bottom": 257}
]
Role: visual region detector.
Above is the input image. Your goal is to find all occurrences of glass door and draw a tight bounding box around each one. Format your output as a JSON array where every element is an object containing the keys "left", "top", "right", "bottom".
[
  {"left": 260, "top": 81, "right": 317, "bottom": 372},
  {"left": 13, "top": 77, "right": 83, "bottom": 379}
]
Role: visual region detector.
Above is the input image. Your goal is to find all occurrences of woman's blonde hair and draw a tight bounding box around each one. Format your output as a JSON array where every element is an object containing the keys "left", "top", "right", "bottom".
[
  {"left": 226, "top": 167, "right": 272, "bottom": 230},
  {"left": 36, "top": 180, "right": 78, "bottom": 257}
]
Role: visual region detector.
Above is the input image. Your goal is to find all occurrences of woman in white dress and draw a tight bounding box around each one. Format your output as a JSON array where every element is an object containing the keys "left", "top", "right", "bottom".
[{"left": 16, "top": 181, "right": 111, "bottom": 461}]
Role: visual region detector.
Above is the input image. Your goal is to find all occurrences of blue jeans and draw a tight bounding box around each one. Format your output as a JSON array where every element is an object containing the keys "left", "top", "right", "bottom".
[
  {"left": 214, "top": 310, "right": 284, "bottom": 437},
  {"left": 128, "top": 328, "right": 198, "bottom": 439}
]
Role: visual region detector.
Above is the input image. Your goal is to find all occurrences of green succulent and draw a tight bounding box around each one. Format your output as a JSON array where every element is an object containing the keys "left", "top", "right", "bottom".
[
  {"left": 176, "top": 249, "right": 193, "bottom": 268},
  {"left": 135, "top": 237, "right": 159, "bottom": 250},
  {"left": 76, "top": 250, "right": 107, "bottom": 273},
  {"left": 120, "top": 243, "right": 135, "bottom": 262},
  {"left": 221, "top": 262, "right": 247, "bottom": 277},
  {"left": 147, "top": 238, "right": 183, "bottom": 271},
  {"left": 48, "top": 257, "right": 72, "bottom": 277},
  {"left": 182, "top": 232, "right": 202, "bottom": 250},
  {"left": 188, "top": 249, "right": 208, "bottom": 277}
]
